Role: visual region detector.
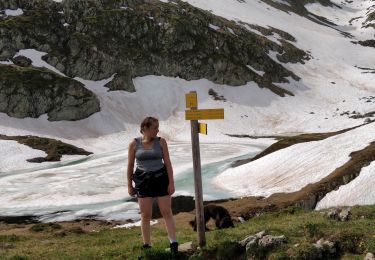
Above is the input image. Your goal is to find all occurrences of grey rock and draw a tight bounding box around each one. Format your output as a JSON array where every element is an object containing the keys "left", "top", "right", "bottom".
[
  {"left": 178, "top": 241, "right": 197, "bottom": 252},
  {"left": 258, "top": 235, "right": 287, "bottom": 248},
  {"left": 327, "top": 208, "right": 340, "bottom": 220},
  {"left": 245, "top": 237, "right": 258, "bottom": 251},
  {"left": 239, "top": 235, "right": 257, "bottom": 247},
  {"left": 240, "top": 231, "right": 286, "bottom": 252},
  {"left": 313, "top": 238, "right": 336, "bottom": 254},
  {"left": 311, "top": 238, "right": 338, "bottom": 260},
  {"left": 104, "top": 73, "right": 135, "bottom": 92},
  {"left": 339, "top": 207, "right": 351, "bottom": 221},
  {"left": 327, "top": 207, "right": 351, "bottom": 221},
  {"left": 255, "top": 230, "right": 266, "bottom": 238},
  {"left": 365, "top": 252, "right": 375, "bottom": 260},
  {"left": 237, "top": 216, "right": 245, "bottom": 223}
]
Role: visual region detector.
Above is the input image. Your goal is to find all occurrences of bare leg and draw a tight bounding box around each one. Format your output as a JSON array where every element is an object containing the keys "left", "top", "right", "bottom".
[
  {"left": 157, "top": 195, "right": 176, "bottom": 241},
  {"left": 138, "top": 197, "right": 154, "bottom": 245}
]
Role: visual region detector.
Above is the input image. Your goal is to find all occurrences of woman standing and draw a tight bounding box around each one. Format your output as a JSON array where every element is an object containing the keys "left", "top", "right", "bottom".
[{"left": 127, "top": 116, "right": 178, "bottom": 259}]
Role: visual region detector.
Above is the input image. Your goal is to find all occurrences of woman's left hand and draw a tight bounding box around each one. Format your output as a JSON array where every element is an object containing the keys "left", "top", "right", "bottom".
[{"left": 168, "top": 183, "right": 175, "bottom": 195}]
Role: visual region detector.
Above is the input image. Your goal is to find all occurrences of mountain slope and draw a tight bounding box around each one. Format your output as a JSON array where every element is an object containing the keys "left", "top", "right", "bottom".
[{"left": 0, "top": 0, "right": 375, "bottom": 215}]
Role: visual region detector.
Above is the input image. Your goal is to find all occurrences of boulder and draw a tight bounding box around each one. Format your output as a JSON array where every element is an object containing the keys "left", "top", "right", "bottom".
[
  {"left": 0, "top": 65, "right": 100, "bottom": 121},
  {"left": 365, "top": 252, "right": 375, "bottom": 260},
  {"left": 239, "top": 230, "right": 287, "bottom": 251},
  {"left": 12, "top": 55, "right": 32, "bottom": 67},
  {"left": 313, "top": 238, "right": 336, "bottom": 254},
  {"left": 327, "top": 207, "right": 351, "bottom": 221},
  {"left": 178, "top": 241, "right": 197, "bottom": 253},
  {"left": 258, "top": 235, "right": 287, "bottom": 249}
]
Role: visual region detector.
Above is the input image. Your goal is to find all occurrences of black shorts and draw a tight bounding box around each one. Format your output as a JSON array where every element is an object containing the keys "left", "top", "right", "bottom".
[{"left": 133, "top": 165, "right": 169, "bottom": 198}]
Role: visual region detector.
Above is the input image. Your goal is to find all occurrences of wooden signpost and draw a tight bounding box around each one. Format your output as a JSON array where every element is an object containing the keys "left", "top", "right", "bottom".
[{"left": 185, "top": 91, "right": 224, "bottom": 247}]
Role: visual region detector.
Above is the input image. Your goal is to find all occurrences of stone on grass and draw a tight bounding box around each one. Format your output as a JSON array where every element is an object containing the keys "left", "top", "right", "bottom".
[
  {"left": 327, "top": 207, "right": 351, "bottom": 221},
  {"left": 239, "top": 230, "right": 287, "bottom": 252},
  {"left": 258, "top": 235, "right": 287, "bottom": 248},
  {"left": 179, "top": 241, "right": 197, "bottom": 252},
  {"left": 365, "top": 252, "right": 375, "bottom": 260}
]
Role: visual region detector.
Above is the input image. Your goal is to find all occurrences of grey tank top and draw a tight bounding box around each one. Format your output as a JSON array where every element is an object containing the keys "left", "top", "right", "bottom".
[{"left": 134, "top": 137, "right": 164, "bottom": 172}]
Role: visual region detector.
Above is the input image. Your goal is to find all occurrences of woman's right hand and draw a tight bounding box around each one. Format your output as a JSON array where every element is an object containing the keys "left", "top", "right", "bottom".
[{"left": 128, "top": 186, "right": 136, "bottom": 197}]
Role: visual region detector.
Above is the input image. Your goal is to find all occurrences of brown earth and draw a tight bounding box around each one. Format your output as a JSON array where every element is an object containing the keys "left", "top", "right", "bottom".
[{"left": 0, "top": 134, "right": 91, "bottom": 162}]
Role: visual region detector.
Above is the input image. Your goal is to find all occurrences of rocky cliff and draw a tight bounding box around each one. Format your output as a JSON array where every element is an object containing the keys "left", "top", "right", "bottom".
[
  {"left": 0, "top": 0, "right": 311, "bottom": 120},
  {"left": 0, "top": 64, "right": 99, "bottom": 120}
]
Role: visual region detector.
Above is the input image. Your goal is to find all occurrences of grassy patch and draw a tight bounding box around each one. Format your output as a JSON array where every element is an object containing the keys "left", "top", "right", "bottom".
[
  {"left": 0, "top": 234, "right": 23, "bottom": 243},
  {"left": 29, "top": 223, "right": 62, "bottom": 232},
  {"left": 0, "top": 205, "right": 374, "bottom": 259}
]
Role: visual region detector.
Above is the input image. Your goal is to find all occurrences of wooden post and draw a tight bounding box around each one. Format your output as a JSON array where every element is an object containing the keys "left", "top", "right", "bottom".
[
  {"left": 189, "top": 91, "right": 206, "bottom": 247},
  {"left": 185, "top": 91, "right": 223, "bottom": 248}
]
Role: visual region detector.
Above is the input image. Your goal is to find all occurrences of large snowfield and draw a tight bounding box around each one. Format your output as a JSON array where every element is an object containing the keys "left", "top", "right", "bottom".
[{"left": 1, "top": 0, "right": 375, "bottom": 221}]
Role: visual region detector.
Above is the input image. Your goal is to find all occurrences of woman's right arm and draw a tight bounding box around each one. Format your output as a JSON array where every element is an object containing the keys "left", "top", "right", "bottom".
[{"left": 127, "top": 139, "right": 136, "bottom": 196}]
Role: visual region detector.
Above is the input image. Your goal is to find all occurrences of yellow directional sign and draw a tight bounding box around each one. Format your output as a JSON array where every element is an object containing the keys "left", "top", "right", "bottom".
[
  {"left": 199, "top": 123, "right": 207, "bottom": 135},
  {"left": 185, "top": 92, "right": 197, "bottom": 109},
  {"left": 185, "top": 108, "right": 224, "bottom": 120}
]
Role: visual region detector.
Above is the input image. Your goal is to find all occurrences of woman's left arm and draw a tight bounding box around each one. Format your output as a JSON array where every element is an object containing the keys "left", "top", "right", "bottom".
[{"left": 160, "top": 137, "right": 175, "bottom": 195}]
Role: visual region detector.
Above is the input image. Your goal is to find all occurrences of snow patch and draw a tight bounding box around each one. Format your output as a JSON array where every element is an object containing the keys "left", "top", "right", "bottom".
[{"left": 5, "top": 8, "right": 23, "bottom": 16}]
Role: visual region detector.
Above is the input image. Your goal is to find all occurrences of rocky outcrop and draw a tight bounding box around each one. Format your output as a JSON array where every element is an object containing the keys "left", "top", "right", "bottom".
[
  {"left": 359, "top": 40, "right": 375, "bottom": 48},
  {"left": 0, "top": 134, "right": 92, "bottom": 162},
  {"left": 0, "top": 64, "right": 100, "bottom": 121},
  {"left": 0, "top": 0, "right": 309, "bottom": 97},
  {"left": 12, "top": 55, "right": 32, "bottom": 67}
]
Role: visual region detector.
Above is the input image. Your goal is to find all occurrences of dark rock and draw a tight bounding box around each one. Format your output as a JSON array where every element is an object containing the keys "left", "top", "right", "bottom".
[
  {"left": 0, "top": 0, "right": 304, "bottom": 98},
  {"left": 0, "top": 215, "right": 39, "bottom": 224},
  {"left": 0, "top": 65, "right": 100, "bottom": 121},
  {"left": 359, "top": 40, "right": 375, "bottom": 48},
  {"left": 104, "top": 73, "right": 135, "bottom": 92},
  {"left": 12, "top": 55, "right": 32, "bottom": 67},
  {"left": 208, "top": 88, "right": 226, "bottom": 101}
]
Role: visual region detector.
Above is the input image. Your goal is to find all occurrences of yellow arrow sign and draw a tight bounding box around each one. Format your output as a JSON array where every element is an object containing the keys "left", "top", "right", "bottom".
[
  {"left": 185, "top": 108, "right": 224, "bottom": 120},
  {"left": 199, "top": 123, "right": 207, "bottom": 135},
  {"left": 185, "top": 92, "right": 197, "bottom": 109}
]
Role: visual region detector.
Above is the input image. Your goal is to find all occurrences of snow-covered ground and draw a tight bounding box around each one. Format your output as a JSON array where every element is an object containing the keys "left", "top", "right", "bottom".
[
  {"left": 0, "top": 142, "right": 263, "bottom": 222},
  {"left": 213, "top": 122, "right": 375, "bottom": 197},
  {"left": 316, "top": 160, "right": 375, "bottom": 209},
  {"left": 1, "top": 0, "right": 375, "bottom": 220}
]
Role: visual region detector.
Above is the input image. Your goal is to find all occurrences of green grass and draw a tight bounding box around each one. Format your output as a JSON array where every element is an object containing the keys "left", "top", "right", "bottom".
[{"left": 1, "top": 205, "right": 375, "bottom": 259}]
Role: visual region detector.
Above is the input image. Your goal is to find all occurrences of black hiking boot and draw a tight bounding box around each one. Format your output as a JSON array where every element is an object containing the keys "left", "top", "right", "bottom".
[
  {"left": 138, "top": 244, "right": 151, "bottom": 260},
  {"left": 170, "top": 242, "right": 178, "bottom": 260}
]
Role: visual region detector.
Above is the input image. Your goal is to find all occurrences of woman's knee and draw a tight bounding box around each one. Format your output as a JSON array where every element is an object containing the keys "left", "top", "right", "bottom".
[
  {"left": 140, "top": 212, "right": 152, "bottom": 221},
  {"left": 160, "top": 208, "right": 173, "bottom": 219}
]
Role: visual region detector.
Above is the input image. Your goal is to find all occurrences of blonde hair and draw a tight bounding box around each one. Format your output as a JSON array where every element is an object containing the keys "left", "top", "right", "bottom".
[{"left": 140, "top": 116, "right": 158, "bottom": 134}]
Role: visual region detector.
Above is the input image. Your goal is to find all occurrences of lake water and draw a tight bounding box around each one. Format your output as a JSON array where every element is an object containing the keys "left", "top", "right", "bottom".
[{"left": 0, "top": 142, "right": 264, "bottom": 222}]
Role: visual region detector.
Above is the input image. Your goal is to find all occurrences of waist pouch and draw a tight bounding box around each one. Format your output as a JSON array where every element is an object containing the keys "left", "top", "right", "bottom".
[{"left": 133, "top": 165, "right": 167, "bottom": 191}]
